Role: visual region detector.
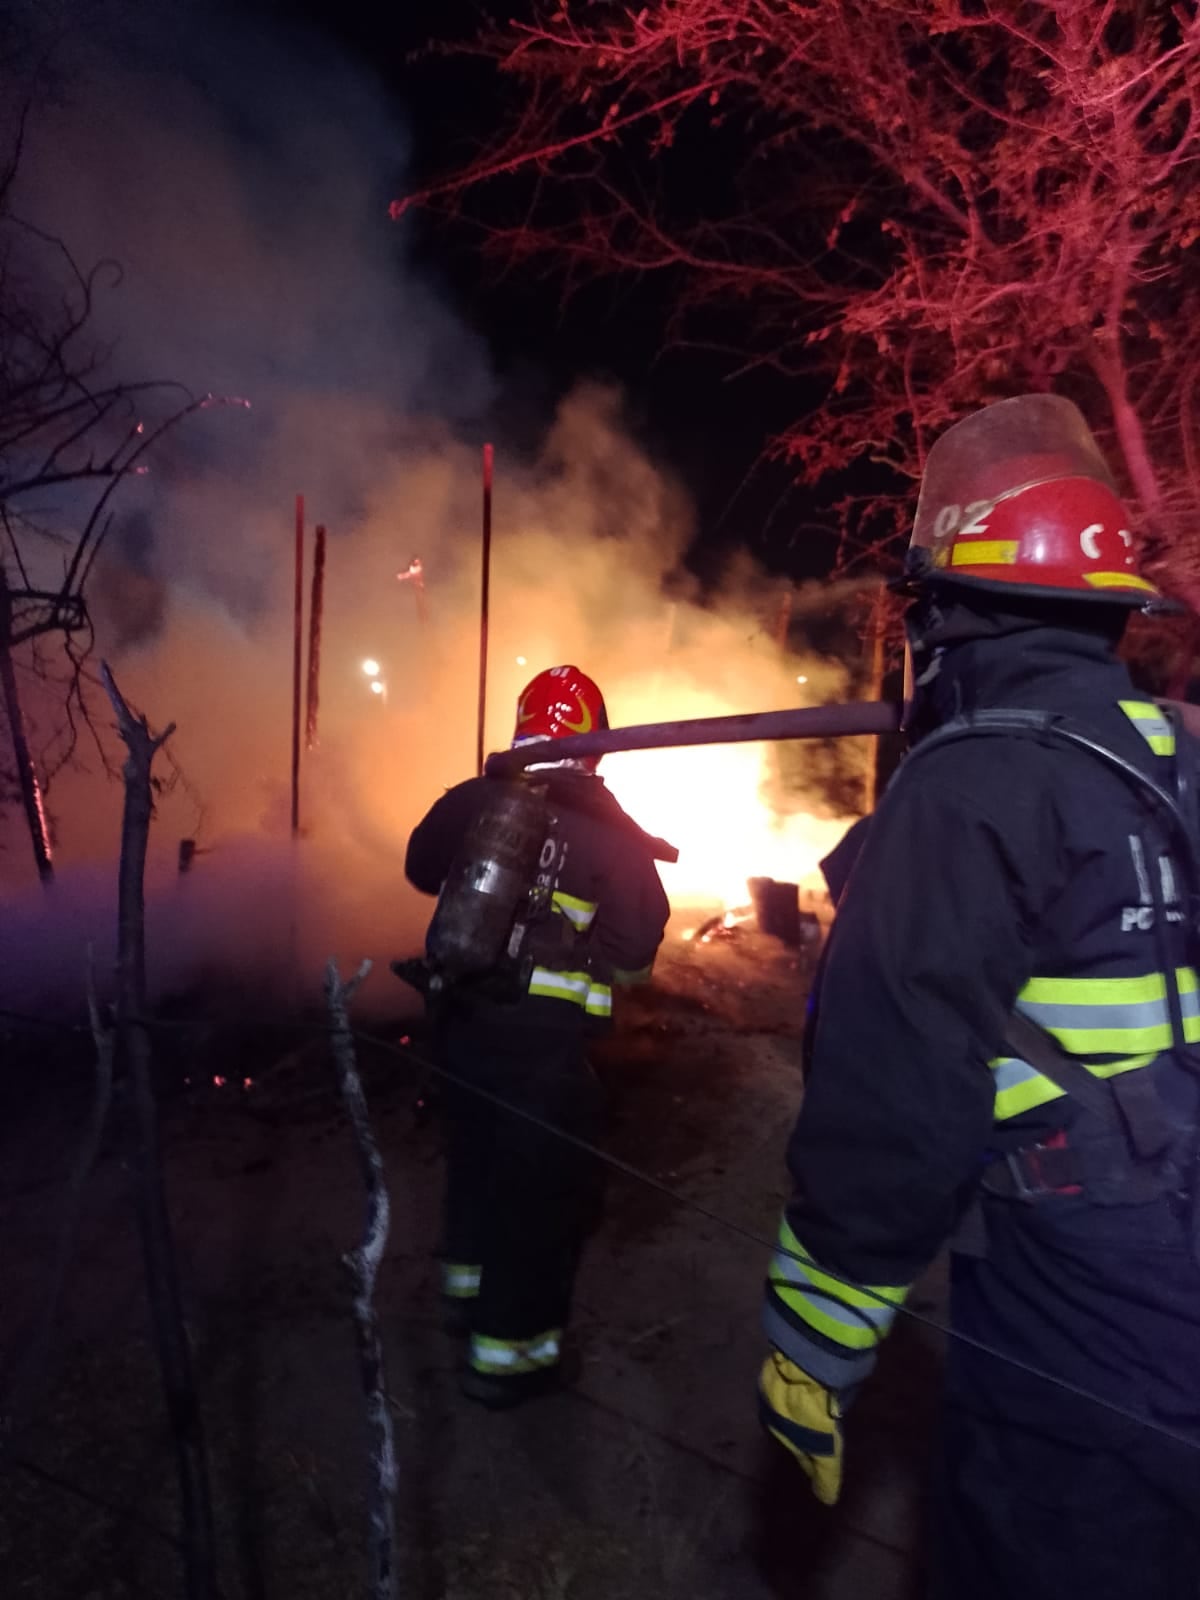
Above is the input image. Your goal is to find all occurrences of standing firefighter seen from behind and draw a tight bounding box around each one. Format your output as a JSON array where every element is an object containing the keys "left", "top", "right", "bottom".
[
  {"left": 403, "top": 665, "right": 671, "bottom": 1408},
  {"left": 759, "top": 394, "right": 1200, "bottom": 1599}
]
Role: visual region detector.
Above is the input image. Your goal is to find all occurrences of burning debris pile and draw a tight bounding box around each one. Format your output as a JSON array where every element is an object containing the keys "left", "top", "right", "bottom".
[{"left": 682, "top": 877, "right": 827, "bottom": 949}]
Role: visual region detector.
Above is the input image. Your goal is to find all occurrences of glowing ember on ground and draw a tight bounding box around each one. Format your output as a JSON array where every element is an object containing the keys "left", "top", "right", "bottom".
[{"left": 681, "top": 905, "right": 758, "bottom": 945}]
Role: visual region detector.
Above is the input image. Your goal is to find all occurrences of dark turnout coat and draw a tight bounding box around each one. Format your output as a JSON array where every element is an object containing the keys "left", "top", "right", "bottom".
[{"left": 765, "top": 627, "right": 1200, "bottom": 1598}]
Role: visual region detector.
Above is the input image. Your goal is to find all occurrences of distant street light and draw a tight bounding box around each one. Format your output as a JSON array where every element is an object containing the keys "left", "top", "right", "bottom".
[
  {"left": 369, "top": 679, "right": 385, "bottom": 696},
  {"left": 516, "top": 655, "right": 527, "bottom": 666},
  {"left": 362, "top": 658, "right": 381, "bottom": 678}
]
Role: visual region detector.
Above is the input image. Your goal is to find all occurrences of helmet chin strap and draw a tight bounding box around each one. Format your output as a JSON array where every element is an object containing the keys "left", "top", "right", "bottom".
[{"left": 901, "top": 594, "right": 950, "bottom": 737}]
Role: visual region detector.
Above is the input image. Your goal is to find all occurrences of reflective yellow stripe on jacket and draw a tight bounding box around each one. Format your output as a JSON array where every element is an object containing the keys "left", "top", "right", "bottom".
[
  {"left": 551, "top": 890, "right": 598, "bottom": 930},
  {"left": 528, "top": 967, "right": 613, "bottom": 1016},
  {"left": 990, "top": 968, "right": 1200, "bottom": 1120},
  {"left": 527, "top": 892, "right": 611, "bottom": 1015},
  {"left": 1120, "top": 699, "right": 1175, "bottom": 756}
]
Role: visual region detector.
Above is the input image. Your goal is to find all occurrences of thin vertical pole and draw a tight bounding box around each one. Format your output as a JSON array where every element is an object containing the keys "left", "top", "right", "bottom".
[
  {"left": 291, "top": 494, "right": 304, "bottom": 835},
  {"left": 306, "top": 524, "right": 326, "bottom": 751},
  {"left": 476, "top": 444, "right": 493, "bottom": 777}
]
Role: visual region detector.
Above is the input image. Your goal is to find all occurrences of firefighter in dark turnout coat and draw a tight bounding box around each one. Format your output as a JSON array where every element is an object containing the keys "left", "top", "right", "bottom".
[
  {"left": 407, "top": 665, "right": 670, "bottom": 1407},
  {"left": 760, "top": 396, "right": 1200, "bottom": 1598}
]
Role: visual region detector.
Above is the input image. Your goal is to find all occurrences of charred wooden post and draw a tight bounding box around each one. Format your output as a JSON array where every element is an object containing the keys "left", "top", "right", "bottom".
[
  {"left": 476, "top": 443, "right": 493, "bottom": 778},
  {"left": 325, "top": 958, "right": 397, "bottom": 1600},
  {"left": 291, "top": 493, "right": 304, "bottom": 834},
  {"left": 306, "top": 522, "right": 326, "bottom": 751},
  {"left": 99, "top": 662, "right": 216, "bottom": 1600},
  {"left": 0, "top": 564, "right": 54, "bottom": 884}
]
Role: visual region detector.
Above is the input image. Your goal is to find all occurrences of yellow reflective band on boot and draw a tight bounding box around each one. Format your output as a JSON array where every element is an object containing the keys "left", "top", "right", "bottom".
[
  {"left": 442, "top": 1262, "right": 482, "bottom": 1299},
  {"left": 769, "top": 1219, "right": 907, "bottom": 1352},
  {"left": 469, "top": 1329, "right": 562, "bottom": 1375},
  {"left": 1119, "top": 699, "right": 1176, "bottom": 756}
]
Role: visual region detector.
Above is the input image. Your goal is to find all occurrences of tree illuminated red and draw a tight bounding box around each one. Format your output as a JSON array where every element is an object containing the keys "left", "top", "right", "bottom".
[{"left": 399, "top": 2, "right": 1200, "bottom": 609}]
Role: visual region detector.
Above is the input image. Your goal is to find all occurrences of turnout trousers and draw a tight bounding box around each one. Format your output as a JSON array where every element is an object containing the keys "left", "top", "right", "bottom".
[
  {"left": 929, "top": 1190, "right": 1200, "bottom": 1600},
  {"left": 437, "top": 1008, "right": 604, "bottom": 1379}
]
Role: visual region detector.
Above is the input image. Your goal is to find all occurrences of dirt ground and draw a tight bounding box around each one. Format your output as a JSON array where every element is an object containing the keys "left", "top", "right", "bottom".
[{"left": 0, "top": 921, "right": 944, "bottom": 1599}]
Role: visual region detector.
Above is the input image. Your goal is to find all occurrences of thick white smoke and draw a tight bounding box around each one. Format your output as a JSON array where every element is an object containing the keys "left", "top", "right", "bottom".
[{"left": 0, "top": 1, "right": 863, "bottom": 1017}]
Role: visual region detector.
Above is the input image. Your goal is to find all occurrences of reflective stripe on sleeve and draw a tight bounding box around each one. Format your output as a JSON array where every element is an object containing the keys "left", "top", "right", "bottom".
[
  {"left": 767, "top": 1218, "right": 907, "bottom": 1353},
  {"left": 551, "top": 890, "right": 598, "bottom": 930}
]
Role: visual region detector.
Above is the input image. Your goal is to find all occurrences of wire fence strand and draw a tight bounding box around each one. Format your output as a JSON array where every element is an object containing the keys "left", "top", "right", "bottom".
[{"left": 4, "top": 1001, "right": 1200, "bottom": 1459}]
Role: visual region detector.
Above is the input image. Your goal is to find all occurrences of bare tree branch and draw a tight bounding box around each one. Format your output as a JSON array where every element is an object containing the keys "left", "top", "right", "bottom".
[{"left": 401, "top": 0, "right": 1200, "bottom": 609}]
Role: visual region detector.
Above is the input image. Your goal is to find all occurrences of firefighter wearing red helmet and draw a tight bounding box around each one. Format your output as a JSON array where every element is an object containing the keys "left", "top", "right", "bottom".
[
  {"left": 406, "top": 665, "right": 669, "bottom": 1407},
  {"left": 759, "top": 396, "right": 1200, "bottom": 1597},
  {"left": 512, "top": 663, "right": 609, "bottom": 767}
]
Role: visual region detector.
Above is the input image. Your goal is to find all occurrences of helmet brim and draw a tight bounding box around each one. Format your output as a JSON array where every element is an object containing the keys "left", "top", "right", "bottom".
[{"left": 889, "top": 566, "right": 1168, "bottom": 613}]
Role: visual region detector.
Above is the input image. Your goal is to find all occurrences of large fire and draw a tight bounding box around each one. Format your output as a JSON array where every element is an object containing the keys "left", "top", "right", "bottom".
[{"left": 602, "top": 737, "right": 856, "bottom": 912}]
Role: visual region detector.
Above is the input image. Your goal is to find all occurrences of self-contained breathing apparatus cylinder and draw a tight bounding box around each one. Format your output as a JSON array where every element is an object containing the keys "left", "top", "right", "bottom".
[{"left": 424, "top": 779, "right": 552, "bottom": 984}]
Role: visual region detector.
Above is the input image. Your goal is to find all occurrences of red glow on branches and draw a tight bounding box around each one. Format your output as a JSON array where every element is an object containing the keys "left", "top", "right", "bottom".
[{"left": 395, "top": 2, "right": 1200, "bottom": 605}]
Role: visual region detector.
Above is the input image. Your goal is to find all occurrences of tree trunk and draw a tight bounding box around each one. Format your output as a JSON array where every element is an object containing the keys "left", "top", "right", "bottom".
[
  {"left": 100, "top": 663, "right": 216, "bottom": 1600},
  {"left": 0, "top": 567, "right": 53, "bottom": 884},
  {"left": 1094, "top": 351, "right": 1200, "bottom": 616}
]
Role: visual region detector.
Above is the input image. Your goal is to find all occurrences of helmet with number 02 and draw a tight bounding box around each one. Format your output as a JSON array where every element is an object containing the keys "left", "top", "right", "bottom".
[
  {"left": 512, "top": 665, "right": 609, "bottom": 759},
  {"left": 902, "top": 394, "right": 1159, "bottom": 609}
]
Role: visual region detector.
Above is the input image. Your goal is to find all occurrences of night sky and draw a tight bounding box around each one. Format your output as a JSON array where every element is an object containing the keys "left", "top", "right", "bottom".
[{"left": 250, "top": 0, "right": 823, "bottom": 587}]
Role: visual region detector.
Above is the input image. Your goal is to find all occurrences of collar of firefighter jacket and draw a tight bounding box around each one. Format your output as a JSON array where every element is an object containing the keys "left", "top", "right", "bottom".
[{"left": 920, "top": 625, "right": 1137, "bottom": 732}]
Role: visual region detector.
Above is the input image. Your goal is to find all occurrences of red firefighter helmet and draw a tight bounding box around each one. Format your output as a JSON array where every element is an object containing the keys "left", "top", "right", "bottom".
[
  {"left": 904, "top": 395, "right": 1159, "bottom": 608},
  {"left": 512, "top": 665, "right": 609, "bottom": 758}
]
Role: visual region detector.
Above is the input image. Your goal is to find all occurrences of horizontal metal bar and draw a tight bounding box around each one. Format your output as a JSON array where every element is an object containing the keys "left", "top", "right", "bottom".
[{"left": 485, "top": 699, "right": 903, "bottom": 776}]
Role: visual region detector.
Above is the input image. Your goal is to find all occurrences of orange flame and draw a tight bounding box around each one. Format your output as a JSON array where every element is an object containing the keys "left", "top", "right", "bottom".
[{"left": 604, "top": 737, "right": 854, "bottom": 912}]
